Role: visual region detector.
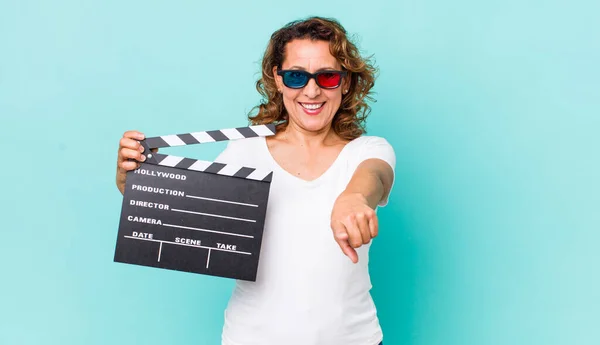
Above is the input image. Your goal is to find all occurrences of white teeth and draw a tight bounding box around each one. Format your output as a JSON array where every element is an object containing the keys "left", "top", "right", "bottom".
[{"left": 300, "top": 103, "right": 324, "bottom": 110}]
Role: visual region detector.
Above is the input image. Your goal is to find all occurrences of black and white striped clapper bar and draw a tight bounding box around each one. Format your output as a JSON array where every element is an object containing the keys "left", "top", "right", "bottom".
[{"left": 114, "top": 124, "right": 276, "bottom": 281}]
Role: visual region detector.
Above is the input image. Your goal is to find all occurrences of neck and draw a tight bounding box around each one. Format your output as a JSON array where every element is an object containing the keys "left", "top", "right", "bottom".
[{"left": 279, "top": 121, "right": 338, "bottom": 148}]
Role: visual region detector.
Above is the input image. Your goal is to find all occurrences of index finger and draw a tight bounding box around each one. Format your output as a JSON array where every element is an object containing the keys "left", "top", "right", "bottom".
[
  {"left": 331, "top": 221, "right": 358, "bottom": 263},
  {"left": 123, "top": 130, "right": 145, "bottom": 140}
]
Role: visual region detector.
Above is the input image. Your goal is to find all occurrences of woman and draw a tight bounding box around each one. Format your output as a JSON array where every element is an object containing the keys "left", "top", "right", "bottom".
[{"left": 116, "top": 16, "right": 394, "bottom": 345}]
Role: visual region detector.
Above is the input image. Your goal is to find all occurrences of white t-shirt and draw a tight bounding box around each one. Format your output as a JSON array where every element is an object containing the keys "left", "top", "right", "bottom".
[{"left": 214, "top": 134, "right": 396, "bottom": 345}]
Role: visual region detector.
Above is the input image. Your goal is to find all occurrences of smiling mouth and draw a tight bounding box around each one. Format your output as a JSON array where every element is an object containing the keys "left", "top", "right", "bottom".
[{"left": 299, "top": 102, "right": 325, "bottom": 110}]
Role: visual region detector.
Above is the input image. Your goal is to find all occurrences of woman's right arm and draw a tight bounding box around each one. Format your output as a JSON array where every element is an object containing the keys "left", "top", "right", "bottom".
[{"left": 115, "top": 130, "right": 156, "bottom": 195}]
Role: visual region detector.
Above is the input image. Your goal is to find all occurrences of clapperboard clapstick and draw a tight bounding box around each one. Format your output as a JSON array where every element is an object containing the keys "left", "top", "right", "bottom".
[{"left": 114, "top": 124, "right": 276, "bottom": 281}]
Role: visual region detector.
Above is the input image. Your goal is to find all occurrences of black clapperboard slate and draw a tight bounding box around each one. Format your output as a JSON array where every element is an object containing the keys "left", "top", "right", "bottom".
[{"left": 114, "top": 124, "right": 276, "bottom": 281}]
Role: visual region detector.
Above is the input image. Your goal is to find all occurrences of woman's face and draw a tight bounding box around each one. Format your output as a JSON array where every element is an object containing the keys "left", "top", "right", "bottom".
[{"left": 274, "top": 39, "right": 349, "bottom": 134}]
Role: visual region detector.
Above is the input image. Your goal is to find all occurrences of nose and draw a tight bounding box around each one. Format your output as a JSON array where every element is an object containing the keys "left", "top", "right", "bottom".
[{"left": 302, "top": 77, "right": 321, "bottom": 99}]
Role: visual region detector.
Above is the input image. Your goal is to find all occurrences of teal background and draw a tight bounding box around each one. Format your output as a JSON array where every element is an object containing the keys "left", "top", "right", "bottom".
[{"left": 1, "top": 0, "right": 598, "bottom": 344}]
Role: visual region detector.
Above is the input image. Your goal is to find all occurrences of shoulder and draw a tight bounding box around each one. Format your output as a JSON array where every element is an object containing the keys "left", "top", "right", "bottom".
[
  {"left": 214, "top": 136, "right": 265, "bottom": 165},
  {"left": 349, "top": 135, "right": 394, "bottom": 150},
  {"left": 349, "top": 135, "right": 395, "bottom": 160},
  {"left": 345, "top": 135, "right": 396, "bottom": 173},
  {"left": 228, "top": 136, "right": 265, "bottom": 151}
]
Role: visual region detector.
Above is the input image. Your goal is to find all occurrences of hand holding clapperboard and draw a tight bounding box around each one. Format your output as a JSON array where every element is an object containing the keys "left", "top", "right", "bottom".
[{"left": 114, "top": 124, "right": 276, "bottom": 281}]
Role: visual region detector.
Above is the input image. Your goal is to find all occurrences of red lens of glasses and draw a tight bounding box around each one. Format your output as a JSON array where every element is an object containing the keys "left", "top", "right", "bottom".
[{"left": 316, "top": 72, "right": 342, "bottom": 88}]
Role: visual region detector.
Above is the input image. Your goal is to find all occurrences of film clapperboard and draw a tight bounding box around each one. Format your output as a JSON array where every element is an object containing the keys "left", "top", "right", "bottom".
[{"left": 114, "top": 124, "right": 276, "bottom": 281}]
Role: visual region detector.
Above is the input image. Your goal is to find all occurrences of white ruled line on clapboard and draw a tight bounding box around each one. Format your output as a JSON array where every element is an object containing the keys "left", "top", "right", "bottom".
[
  {"left": 185, "top": 194, "right": 259, "bottom": 208},
  {"left": 124, "top": 236, "right": 251, "bottom": 269},
  {"left": 124, "top": 236, "right": 252, "bottom": 255},
  {"left": 162, "top": 223, "right": 255, "bottom": 238},
  {"left": 170, "top": 208, "right": 256, "bottom": 222}
]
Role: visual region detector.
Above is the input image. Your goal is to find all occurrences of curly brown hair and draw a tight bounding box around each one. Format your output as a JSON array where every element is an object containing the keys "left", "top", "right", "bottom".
[{"left": 248, "top": 16, "right": 378, "bottom": 140}]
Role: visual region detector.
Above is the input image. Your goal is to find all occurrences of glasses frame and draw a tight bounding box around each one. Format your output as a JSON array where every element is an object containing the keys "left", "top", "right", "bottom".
[{"left": 276, "top": 69, "right": 348, "bottom": 89}]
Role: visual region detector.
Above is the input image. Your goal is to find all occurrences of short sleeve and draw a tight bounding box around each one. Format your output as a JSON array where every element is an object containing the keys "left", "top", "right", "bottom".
[
  {"left": 212, "top": 137, "right": 259, "bottom": 167},
  {"left": 214, "top": 140, "right": 236, "bottom": 164},
  {"left": 354, "top": 136, "right": 396, "bottom": 207}
]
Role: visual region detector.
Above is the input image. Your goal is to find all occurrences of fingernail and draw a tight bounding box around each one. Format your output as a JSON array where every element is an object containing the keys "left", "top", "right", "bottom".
[
  {"left": 140, "top": 154, "right": 146, "bottom": 161},
  {"left": 139, "top": 145, "right": 144, "bottom": 152}
]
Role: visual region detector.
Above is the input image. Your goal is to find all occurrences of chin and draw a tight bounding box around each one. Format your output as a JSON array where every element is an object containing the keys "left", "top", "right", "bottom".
[{"left": 297, "top": 116, "right": 332, "bottom": 132}]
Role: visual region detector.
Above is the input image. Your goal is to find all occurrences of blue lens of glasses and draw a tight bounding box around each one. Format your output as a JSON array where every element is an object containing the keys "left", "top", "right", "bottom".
[{"left": 283, "top": 71, "right": 309, "bottom": 88}]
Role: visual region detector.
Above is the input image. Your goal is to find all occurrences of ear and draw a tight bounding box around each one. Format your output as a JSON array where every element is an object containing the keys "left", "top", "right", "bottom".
[
  {"left": 342, "top": 72, "right": 351, "bottom": 94},
  {"left": 273, "top": 65, "right": 283, "bottom": 93}
]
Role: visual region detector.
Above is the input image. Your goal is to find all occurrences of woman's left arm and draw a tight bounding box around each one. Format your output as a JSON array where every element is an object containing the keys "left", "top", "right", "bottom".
[{"left": 330, "top": 158, "right": 395, "bottom": 263}]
